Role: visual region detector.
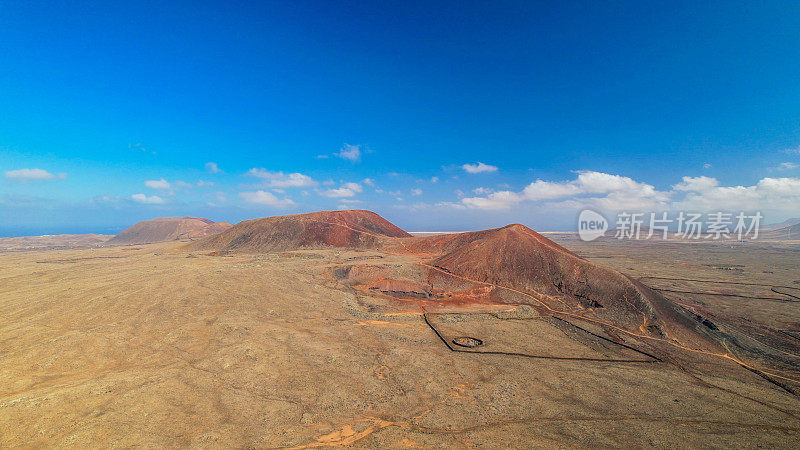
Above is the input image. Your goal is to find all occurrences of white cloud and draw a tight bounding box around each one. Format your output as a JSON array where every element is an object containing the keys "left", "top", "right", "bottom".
[
  {"left": 673, "top": 186, "right": 756, "bottom": 211},
  {"left": 431, "top": 176, "right": 439, "bottom": 183},
  {"left": 574, "top": 171, "right": 652, "bottom": 194},
  {"left": 344, "top": 182, "right": 363, "bottom": 192},
  {"left": 335, "top": 143, "right": 361, "bottom": 162},
  {"left": 671, "top": 176, "right": 800, "bottom": 212},
  {"left": 434, "top": 201, "right": 467, "bottom": 210},
  {"left": 131, "top": 193, "right": 166, "bottom": 204},
  {"left": 321, "top": 188, "right": 356, "bottom": 198},
  {"left": 461, "top": 162, "right": 498, "bottom": 174},
  {"left": 757, "top": 177, "right": 800, "bottom": 195},
  {"left": 247, "top": 168, "right": 317, "bottom": 188},
  {"left": 672, "top": 176, "right": 719, "bottom": 192},
  {"left": 362, "top": 178, "right": 375, "bottom": 186},
  {"left": 461, "top": 170, "right": 668, "bottom": 211},
  {"left": 145, "top": 178, "right": 171, "bottom": 190},
  {"left": 472, "top": 187, "right": 493, "bottom": 195},
  {"left": 320, "top": 182, "right": 362, "bottom": 198},
  {"left": 522, "top": 180, "right": 581, "bottom": 200},
  {"left": 779, "top": 162, "right": 799, "bottom": 170},
  {"left": 411, "top": 188, "right": 423, "bottom": 196},
  {"left": 590, "top": 189, "right": 669, "bottom": 211},
  {"left": 205, "top": 162, "right": 221, "bottom": 173},
  {"left": 462, "top": 191, "right": 523, "bottom": 210},
  {"left": 458, "top": 170, "right": 800, "bottom": 214},
  {"left": 4, "top": 168, "right": 66, "bottom": 181},
  {"left": 239, "top": 190, "right": 295, "bottom": 207},
  {"left": 703, "top": 163, "right": 712, "bottom": 169}
]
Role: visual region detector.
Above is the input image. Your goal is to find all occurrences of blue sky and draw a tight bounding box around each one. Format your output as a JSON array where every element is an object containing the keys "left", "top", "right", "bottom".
[{"left": 2, "top": 1, "right": 800, "bottom": 235}]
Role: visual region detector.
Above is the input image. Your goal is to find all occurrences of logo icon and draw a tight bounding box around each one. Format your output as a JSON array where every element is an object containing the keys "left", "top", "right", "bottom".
[{"left": 578, "top": 209, "right": 608, "bottom": 241}]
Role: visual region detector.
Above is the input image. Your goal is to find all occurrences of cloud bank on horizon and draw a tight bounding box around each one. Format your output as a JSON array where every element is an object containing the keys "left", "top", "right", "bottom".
[
  {"left": 3, "top": 152, "right": 800, "bottom": 234},
  {"left": 4, "top": 168, "right": 67, "bottom": 181},
  {"left": 454, "top": 171, "right": 800, "bottom": 215}
]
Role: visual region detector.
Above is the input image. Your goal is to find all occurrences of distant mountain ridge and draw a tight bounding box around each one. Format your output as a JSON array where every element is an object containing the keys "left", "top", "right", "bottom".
[
  {"left": 762, "top": 217, "right": 800, "bottom": 231},
  {"left": 0, "top": 234, "right": 112, "bottom": 251},
  {"left": 760, "top": 222, "right": 800, "bottom": 239},
  {"left": 105, "top": 217, "right": 232, "bottom": 245},
  {"left": 184, "top": 210, "right": 410, "bottom": 253}
]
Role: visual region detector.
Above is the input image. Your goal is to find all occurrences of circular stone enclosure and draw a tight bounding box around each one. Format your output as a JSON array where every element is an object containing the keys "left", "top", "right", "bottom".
[{"left": 452, "top": 336, "right": 484, "bottom": 348}]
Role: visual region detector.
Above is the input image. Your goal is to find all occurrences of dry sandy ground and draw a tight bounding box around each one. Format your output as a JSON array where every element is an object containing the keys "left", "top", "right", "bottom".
[
  {"left": 1, "top": 242, "right": 799, "bottom": 447},
  {"left": 550, "top": 237, "right": 800, "bottom": 336}
]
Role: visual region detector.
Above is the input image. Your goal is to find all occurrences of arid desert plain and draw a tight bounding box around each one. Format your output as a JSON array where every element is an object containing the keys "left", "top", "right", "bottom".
[{"left": 1, "top": 211, "right": 799, "bottom": 448}]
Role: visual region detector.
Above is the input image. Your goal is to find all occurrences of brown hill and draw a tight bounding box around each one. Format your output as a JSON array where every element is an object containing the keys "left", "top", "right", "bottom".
[
  {"left": 399, "top": 224, "right": 724, "bottom": 349},
  {"left": 184, "top": 210, "right": 411, "bottom": 253},
  {"left": 105, "top": 217, "right": 233, "bottom": 245}
]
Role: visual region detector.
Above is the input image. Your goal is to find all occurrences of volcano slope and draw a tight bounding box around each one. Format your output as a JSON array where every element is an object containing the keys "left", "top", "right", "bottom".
[
  {"left": 394, "top": 225, "right": 800, "bottom": 389},
  {"left": 398, "top": 225, "right": 724, "bottom": 350},
  {"left": 105, "top": 217, "right": 232, "bottom": 245},
  {"left": 184, "top": 209, "right": 410, "bottom": 253}
]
